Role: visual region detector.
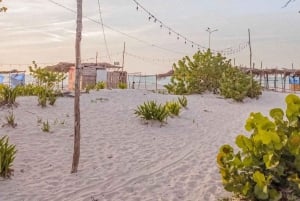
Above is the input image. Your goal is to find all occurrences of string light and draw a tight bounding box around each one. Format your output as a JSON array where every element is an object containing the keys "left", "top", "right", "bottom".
[
  {"left": 132, "top": 0, "right": 248, "bottom": 55},
  {"left": 47, "top": 0, "right": 187, "bottom": 55}
]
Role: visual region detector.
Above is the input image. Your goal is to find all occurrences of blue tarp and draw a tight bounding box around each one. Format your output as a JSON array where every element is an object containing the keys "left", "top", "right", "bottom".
[
  {"left": 0, "top": 75, "right": 4, "bottom": 83},
  {"left": 289, "top": 76, "right": 300, "bottom": 85},
  {"left": 10, "top": 73, "right": 25, "bottom": 87}
]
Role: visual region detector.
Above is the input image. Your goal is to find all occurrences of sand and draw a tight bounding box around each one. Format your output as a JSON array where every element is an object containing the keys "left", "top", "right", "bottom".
[{"left": 0, "top": 89, "right": 288, "bottom": 201}]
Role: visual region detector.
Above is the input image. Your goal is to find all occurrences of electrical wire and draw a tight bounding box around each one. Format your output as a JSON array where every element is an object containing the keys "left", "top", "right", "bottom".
[
  {"left": 96, "top": 0, "right": 111, "bottom": 62},
  {"left": 47, "top": 0, "right": 188, "bottom": 55}
]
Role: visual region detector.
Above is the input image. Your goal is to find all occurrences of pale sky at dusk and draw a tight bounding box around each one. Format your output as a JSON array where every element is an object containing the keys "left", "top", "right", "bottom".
[{"left": 0, "top": 0, "right": 299, "bottom": 74}]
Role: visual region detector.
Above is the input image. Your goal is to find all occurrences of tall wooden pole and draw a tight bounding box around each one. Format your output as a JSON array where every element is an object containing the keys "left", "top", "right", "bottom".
[
  {"left": 248, "top": 29, "right": 252, "bottom": 71},
  {"left": 71, "top": 0, "right": 82, "bottom": 174},
  {"left": 248, "top": 29, "right": 253, "bottom": 96},
  {"left": 96, "top": 52, "right": 98, "bottom": 65},
  {"left": 122, "top": 42, "right": 126, "bottom": 71}
]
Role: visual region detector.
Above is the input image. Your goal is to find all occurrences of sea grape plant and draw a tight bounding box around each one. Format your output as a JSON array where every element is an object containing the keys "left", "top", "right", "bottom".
[
  {"left": 0, "top": 135, "right": 17, "bottom": 178},
  {"left": 217, "top": 94, "right": 300, "bottom": 200},
  {"left": 220, "top": 67, "right": 261, "bottom": 102},
  {"left": 164, "top": 49, "right": 232, "bottom": 95},
  {"left": 165, "top": 49, "right": 262, "bottom": 101}
]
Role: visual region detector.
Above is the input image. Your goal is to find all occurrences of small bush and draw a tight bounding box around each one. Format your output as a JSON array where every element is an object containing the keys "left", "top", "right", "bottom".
[
  {"left": 85, "top": 84, "right": 95, "bottom": 93},
  {"left": 42, "top": 120, "right": 50, "bottom": 132},
  {"left": 217, "top": 94, "right": 300, "bottom": 200},
  {"left": 118, "top": 82, "right": 127, "bottom": 89},
  {"left": 0, "top": 85, "right": 18, "bottom": 106},
  {"left": 16, "top": 84, "right": 40, "bottom": 96},
  {"left": 165, "top": 101, "right": 181, "bottom": 116},
  {"left": 95, "top": 81, "right": 105, "bottom": 91},
  {"left": 48, "top": 92, "right": 57, "bottom": 106},
  {"left": 5, "top": 110, "right": 17, "bottom": 128},
  {"left": 220, "top": 67, "right": 262, "bottom": 102},
  {"left": 134, "top": 101, "right": 169, "bottom": 123},
  {"left": 0, "top": 136, "right": 17, "bottom": 178},
  {"left": 177, "top": 96, "right": 188, "bottom": 108}
]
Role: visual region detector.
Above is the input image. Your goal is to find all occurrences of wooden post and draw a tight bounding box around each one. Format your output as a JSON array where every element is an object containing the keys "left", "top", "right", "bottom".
[
  {"left": 274, "top": 72, "right": 277, "bottom": 91},
  {"left": 96, "top": 52, "right": 98, "bottom": 65},
  {"left": 122, "top": 42, "right": 126, "bottom": 72},
  {"left": 71, "top": 0, "right": 82, "bottom": 174},
  {"left": 155, "top": 74, "right": 158, "bottom": 92},
  {"left": 259, "top": 61, "right": 262, "bottom": 86},
  {"left": 248, "top": 29, "right": 253, "bottom": 96}
]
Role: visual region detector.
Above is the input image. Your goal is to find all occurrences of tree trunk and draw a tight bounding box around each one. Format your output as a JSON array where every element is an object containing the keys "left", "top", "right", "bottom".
[{"left": 71, "top": 0, "right": 82, "bottom": 173}]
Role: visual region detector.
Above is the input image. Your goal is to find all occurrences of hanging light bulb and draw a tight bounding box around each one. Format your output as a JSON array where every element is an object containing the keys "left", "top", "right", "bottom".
[
  {"left": 177, "top": 34, "right": 180, "bottom": 40},
  {"left": 160, "top": 24, "right": 163, "bottom": 28},
  {"left": 169, "top": 29, "right": 171, "bottom": 35},
  {"left": 148, "top": 15, "right": 152, "bottom": 21},
  {"left": 136, "top": 5, "right": 139, "bottom": 10},
  {"left": 154, "top": 18, "right": 157, "bottom": 23}
]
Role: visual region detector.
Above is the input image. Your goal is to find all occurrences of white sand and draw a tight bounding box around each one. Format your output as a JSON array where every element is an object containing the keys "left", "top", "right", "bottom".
[{"left": 0, "top": 89, "right": 288, "bottom": 201}]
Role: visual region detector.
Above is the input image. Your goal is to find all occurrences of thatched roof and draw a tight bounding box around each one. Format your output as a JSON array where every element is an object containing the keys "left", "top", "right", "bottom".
[
  {"left": 157, "top": 70, "right": 174, "bottom": 78},
  {"left": 44, "top": 62, "right": 74, "bottom": 73},
  {"left": 44, "top": 62, "right": 122, "bottom": 73},
  {"left": 240, "top": 67, "right": 300, "bottom": 77},
  {"left": 0, "top": 70, "right": 26, "bottom": 74}
]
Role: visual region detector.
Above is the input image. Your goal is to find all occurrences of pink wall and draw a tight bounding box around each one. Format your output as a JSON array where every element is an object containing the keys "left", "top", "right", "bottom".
[{"left": 68, "top": 66, "right": 75, "bottom": 91}]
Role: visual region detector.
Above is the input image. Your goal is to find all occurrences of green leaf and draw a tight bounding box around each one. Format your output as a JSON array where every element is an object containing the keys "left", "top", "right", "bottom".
[{"left": 270, "top": 108, "right": 284, "bottom": 121}]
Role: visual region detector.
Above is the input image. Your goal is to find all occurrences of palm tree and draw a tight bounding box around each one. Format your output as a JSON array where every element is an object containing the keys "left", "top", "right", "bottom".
[{"left": 71, "top": 0, "right": 82, "bottom": 173}]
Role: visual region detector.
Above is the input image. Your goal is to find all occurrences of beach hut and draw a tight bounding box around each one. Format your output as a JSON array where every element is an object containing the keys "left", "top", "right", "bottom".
[{"left": 68, "top": 63, "right": 125, "bottom": 91}]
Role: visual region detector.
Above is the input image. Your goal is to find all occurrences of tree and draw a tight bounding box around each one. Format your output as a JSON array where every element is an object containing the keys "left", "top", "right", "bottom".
[
  {"left": 0, "top": 0, "right": 7, "bottom": 12},
  {"left": 71, "top": 0, "right": 82, "bottom": 173}
]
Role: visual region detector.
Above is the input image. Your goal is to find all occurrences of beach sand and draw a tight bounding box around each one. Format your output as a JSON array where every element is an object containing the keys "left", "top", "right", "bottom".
[{"left": 0, "top": 89, "right": 288, "bottom": 201}]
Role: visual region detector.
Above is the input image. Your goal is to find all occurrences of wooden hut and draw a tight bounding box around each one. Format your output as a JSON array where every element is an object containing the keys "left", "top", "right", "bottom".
[{"left": 68, "top": 63, "right": 126, "bottom": 90}]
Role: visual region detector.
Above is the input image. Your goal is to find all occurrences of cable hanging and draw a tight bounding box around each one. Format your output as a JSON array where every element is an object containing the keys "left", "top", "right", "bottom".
[
  {"left": 96, "top": 0, "right": 111, "bottom": 62},
  {"left": 47, "top": 0, "right": 187, "bottom": 55},
  {"left": 125, "top": 52, "right": 179, "bottom": 64},
  {"left": 132, "top": 0, "right": 248, "bottom": 55}
]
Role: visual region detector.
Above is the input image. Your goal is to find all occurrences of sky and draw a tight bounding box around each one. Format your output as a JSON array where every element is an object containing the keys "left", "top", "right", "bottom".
[{"left": 0, "top": 0, "right": 299, "bottom": 74}]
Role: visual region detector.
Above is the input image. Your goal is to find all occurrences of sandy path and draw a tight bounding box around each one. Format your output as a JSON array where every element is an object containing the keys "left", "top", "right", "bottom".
[{"left": 0, "top": 90, "right": 287, "bottom": 201}]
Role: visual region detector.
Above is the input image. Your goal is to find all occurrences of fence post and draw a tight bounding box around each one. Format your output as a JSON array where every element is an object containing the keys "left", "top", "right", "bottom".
[{"left": 155, "top": 74, "right": 158, "bottom": 92}]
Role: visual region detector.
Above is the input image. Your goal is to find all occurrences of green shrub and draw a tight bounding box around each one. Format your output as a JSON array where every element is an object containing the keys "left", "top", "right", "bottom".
[
  {"left": 0, "top": 85, "right": 18, "bottom": 106},
  {"left": 165, "top": 49, "right": 231, "bottom": 95},
  {"left": 165, "top": 101, "right": 181, "bottom": 116},
  {"left": 134, "top": 101, "right": 169, "bottom": 123},
  {"left": 5, "top": 110, "right": 17, "bottom": 128},
  {"left": 220, "top": 67, "right": 262, "bottom": 102},
  {"left": 42, "top": 120, "right": 50, "bottom": 132},
  {"left": 16, "top": 84, "right": 39, "bottom": 96},
  {"left": 165, "top": 50, "right": 261, "bottom": 102},
  {"left": 85, "top": 84, "right": 95, "bottom": 93},
  {"left": 0, "top": 136, "right": 17, "bottom": 178},
  {"left": 178, "top": 96, "right": 188, "bottom": 108},
  {"left": 95, "top": 81, "right": 105, "bottom": 91},
  {"left": 47, "top": 91, "right": 56, "bottom": 106},
  {"left": 37, "top": 87, "right": 47, "bottom": 107},
  {"left": 118, "top": 82, "right": 127, "bottom": 89},
  {"left": 217, "top": 94, "right": 300, "bottom": 200}
]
